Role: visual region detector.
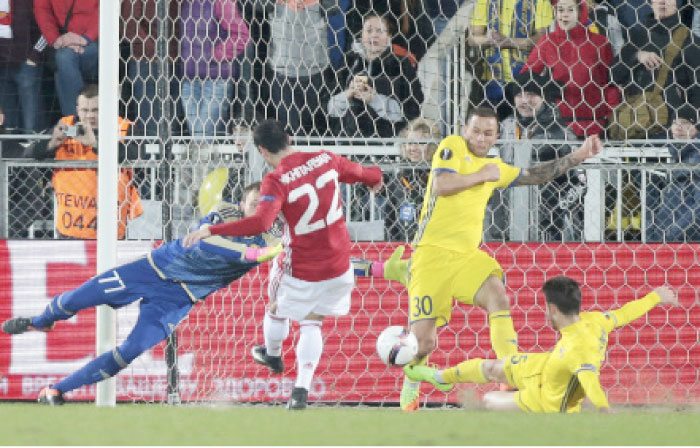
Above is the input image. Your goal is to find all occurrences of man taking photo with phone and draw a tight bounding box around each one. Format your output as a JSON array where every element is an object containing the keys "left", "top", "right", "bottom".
[{"left": 25, "top": 83, "right": 143, "bottom": 239}]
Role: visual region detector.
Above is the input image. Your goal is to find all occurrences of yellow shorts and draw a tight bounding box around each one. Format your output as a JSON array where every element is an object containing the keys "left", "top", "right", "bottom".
[
  {"left": 407, "top": 246, "right": 503, "bottom": 327},
  {"left": 503, "top": 353, "right": 549, "bottom": 413}
]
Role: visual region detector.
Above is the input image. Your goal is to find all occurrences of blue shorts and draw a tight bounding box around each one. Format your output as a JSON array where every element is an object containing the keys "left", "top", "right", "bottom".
[{"left": 59, "top": 257, "right": 194, "bottom": 336}]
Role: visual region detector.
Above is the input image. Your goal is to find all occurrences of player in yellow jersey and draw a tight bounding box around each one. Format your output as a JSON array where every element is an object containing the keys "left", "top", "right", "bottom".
[
  {"left": 404, "top": 276, "right": 679, "bottom": 413},
  {"left": 400, "top": 106, "right": 605, "bottom": 411}
]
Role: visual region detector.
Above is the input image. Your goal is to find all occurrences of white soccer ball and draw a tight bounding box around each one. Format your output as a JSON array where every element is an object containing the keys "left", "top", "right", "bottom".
[{"left": 376, "top": 326, "right": 418, "bottom": 367}]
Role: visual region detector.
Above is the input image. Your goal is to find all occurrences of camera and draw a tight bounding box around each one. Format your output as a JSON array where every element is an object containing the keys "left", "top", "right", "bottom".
[{"left": 65, "top": 124, "right": 84, "bottom": 138}]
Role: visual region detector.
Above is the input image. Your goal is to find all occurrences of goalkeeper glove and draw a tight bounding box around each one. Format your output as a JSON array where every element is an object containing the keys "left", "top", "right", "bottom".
[{"left": 244, "top": 243, "right": 283, "bottom": 263}]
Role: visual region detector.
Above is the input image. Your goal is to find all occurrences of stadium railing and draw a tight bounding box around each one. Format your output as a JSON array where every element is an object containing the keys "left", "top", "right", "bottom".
[{"left": 0, "top": 134, "right": 689, "bottom": 244}]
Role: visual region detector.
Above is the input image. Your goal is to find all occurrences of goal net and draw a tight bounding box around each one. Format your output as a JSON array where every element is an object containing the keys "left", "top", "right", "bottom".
[{"left": 0, "top": 0, "right": 699, "bottom": 407}]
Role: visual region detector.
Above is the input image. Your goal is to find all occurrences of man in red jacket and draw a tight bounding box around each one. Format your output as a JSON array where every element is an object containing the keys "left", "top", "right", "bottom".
[{"left": 34, "top": 0, "right": 99, "bottom": 116}]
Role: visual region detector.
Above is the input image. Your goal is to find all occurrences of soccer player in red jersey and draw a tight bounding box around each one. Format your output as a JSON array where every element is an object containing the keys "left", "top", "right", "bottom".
[{"left": 183, "top": 120, "right": 383, "bottom": 409}]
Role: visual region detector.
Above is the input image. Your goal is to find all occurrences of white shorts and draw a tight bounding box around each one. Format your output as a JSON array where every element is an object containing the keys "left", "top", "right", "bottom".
[{"left": 268, "top": 264, "right": 355, "bottom": 321}]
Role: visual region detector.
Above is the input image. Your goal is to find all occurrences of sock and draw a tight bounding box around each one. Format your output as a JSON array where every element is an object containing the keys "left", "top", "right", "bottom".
[
  {"left": 441, "top": 359, "right": 488, "bottom": 384},
  {"left": 370, "top": 261, "right": 385, "bottom": 278},
  {"left": 31, "top": 294, "right": 75, "bottom": 328},
  {"left": 53, "top": 348, "right": 126, "bottom": 394},
  {"left": 263, "top": 313, "right": 289, "bottom": 357},
  {"left": 294, "top": 320, "right": 323, "bottom": 390},
  {"left": 489, "top": 311, "right": 518, "bottom": 359}
]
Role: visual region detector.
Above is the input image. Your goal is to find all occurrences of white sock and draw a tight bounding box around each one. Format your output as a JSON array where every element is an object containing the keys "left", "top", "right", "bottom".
[
  {"left": 294, "top": 320, "right": 323, "bottom": 390},
  {"left": 435, "top": 370, "right": 446, "bottom": 384},
  {"left": 263, "top": 313, "right": 289, "bottom": 357}
]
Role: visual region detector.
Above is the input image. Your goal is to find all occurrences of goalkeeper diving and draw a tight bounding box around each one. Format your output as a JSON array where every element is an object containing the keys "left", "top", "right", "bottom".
[
  {"left": 1, "top": 182, "right": 402, "bottom": 405},
  {"left": 403, "top": 276, "right": 679, "bottom": 413}
]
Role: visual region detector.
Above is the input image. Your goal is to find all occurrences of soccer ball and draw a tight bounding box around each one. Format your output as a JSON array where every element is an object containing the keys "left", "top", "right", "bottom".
[{"left": 376, "top": 326, "right": 418, "bottom": 366}]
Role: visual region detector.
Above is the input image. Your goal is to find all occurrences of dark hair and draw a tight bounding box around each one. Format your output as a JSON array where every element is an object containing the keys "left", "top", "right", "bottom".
[
  {"left": 253, "top": 120, "right": 288, "bottom": 154},
  {"left": 466, "top": 106, "right": 499, "bottom": 124},
  {"left": 78, "top": 84, "right": 99, "bottom": 99},
  {"left": 542, "top": 276, "right": 582, "bottom": 316},
  {"left": 363, "top": 12, "right": 397, "bottom": 37},
  {"left": 242, "top": 182, "right": 261, "bottom": 202}
]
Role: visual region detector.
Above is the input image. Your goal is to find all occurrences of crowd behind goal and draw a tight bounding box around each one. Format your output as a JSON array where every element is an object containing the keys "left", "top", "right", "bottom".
[{"left": 0, "top": 0, "right": 698, "bottom": 408}]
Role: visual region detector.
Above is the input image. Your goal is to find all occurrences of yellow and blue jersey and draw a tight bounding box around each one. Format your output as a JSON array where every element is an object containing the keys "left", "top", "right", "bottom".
[
  {"left": 413, "top": 135, "right": 521, "bottom": 253},
  {"left": 514, "top": 292, "right": 662, "bottom": 413}
]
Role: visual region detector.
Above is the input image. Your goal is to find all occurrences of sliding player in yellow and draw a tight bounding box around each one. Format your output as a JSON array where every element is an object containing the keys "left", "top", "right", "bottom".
[
  {"left": 400, "top": 106, "right": 605, "bottom": 411},
  {"left": 404, "top": 276, "right": 679, "bottom": 413}
]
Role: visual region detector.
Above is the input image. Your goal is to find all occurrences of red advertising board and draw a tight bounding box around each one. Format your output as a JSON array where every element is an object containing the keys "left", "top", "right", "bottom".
[{"left": 1, "top": 240, "right": 698, "bottom": 404}]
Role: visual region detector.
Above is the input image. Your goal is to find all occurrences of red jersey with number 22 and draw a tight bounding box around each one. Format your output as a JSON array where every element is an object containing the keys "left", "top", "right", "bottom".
[{"left": 208, "top": 150, "right": 382, "bottom": 281}]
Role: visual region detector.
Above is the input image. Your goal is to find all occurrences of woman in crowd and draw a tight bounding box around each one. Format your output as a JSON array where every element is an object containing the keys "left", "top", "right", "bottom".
[{"left": 327, "top": 13, "right": 423, "bottom": 138}]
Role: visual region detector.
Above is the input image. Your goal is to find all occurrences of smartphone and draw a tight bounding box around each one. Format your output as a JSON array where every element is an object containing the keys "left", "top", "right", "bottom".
[
  {"left": 354, "top": 75, "right": 368, "bottom": 86},
  {"left": 65, "top": 124, "right": 84, "bottom": 138}
]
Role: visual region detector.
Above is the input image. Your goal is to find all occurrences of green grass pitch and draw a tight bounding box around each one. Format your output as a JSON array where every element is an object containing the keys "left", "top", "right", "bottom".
[{"left": 1, "top": 403, "right": 699, "bottom": 445}]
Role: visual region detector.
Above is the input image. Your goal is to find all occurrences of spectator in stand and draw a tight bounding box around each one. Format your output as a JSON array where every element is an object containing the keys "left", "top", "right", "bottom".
[
  {"left": 346, "top": 0, "right": 436, "bottom": 62},
  {"left": 385, "top": 118, "right": 439, "bottom": 242},
  {"left": 608, "top": 0, "right": 693, "bottom": 38},
  {"left": 647, "top": 106, "right": 700, "bottom": 242},
  {"left": 521, "top": 0, "right": 620, "bottom": 137},
  {"left": 612, "top": 0, "right": 700, "bottom": 138},
  {"left": 426, "top": 0, "right": 466, "bottom": 36},
  {"left": 327, "top": 13, "right": 423, "bottom": 138},
  {"left": 606, "top": 0, "right": 653, "bottom": 35},
  {"left": 0, "top": 0, "right": 46, "bottom": 132},
  {"left": 34, "top": 0, "right": 99, "bottom": 117},
  {"left": 501, "top": 70, "right": 586, "bottom": 241},
  {"left": 120, "top": 0, "right": 178, "bottom": 138},
  {"left": 258, "top": 0, "right": 339, "bottom": 136},
  {"left": 468, "top": 0, "right": 554, "bottom": 121},
  {"left": 180, "top": 0, "right": 249, "bottom": 138},
  {"left": 25, "top": 84, "right": 143, "bottom": 239}
]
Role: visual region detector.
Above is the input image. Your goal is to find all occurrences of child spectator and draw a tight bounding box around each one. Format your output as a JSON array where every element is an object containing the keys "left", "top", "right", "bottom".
[
  {"left": 385, "top": 118, "right": 439, "bottom": 241},
  {"left": 521, "top": 0, "right": 620, "bottom": 137}
]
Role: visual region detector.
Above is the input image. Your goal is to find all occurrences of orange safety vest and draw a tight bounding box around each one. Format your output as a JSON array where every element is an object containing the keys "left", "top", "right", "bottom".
[{"left": 53, "top": 116, "right": 143, "bottom": 239}]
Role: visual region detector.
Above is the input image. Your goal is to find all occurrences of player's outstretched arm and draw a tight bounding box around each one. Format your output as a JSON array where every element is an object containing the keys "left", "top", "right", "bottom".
[
  {"left": 608, "top": 286, "right": 678, "bottom": 329},
  {"left": 514, "top": 134, "right": 603, "bottom": 186}
]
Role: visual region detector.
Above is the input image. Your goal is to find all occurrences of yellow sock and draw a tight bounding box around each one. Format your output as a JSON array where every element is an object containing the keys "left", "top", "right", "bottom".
[
  {"left": 489, "top": 311, "right": 518, "bottom": 359},
  {"left": 441, "top": 359, "right": 488, "bottom": 384}
]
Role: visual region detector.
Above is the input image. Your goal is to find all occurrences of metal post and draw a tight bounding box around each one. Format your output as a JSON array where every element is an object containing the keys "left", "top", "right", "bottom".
[
  {"left": 0, "top": 159, "right": 8, "bottom": 239},
  {"left": 95, "top": 0, "right": 120, "bottom": 407},
  {"left": 157, "top": 0, "right": 180, "bottom": 405}
]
